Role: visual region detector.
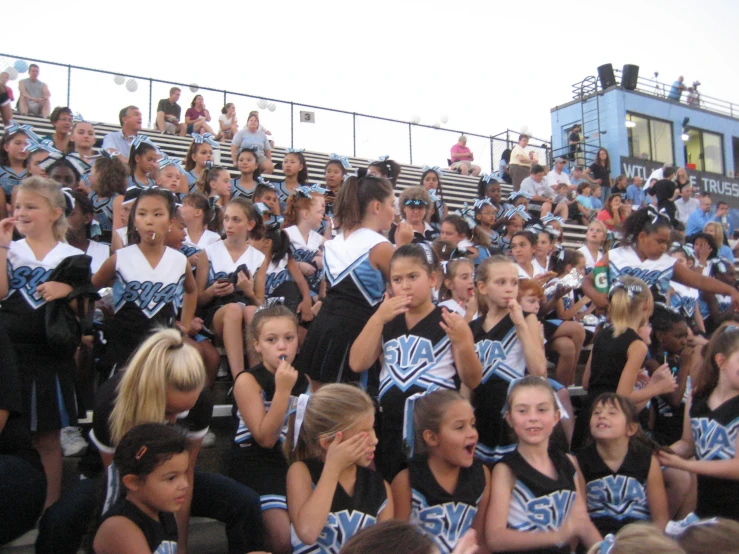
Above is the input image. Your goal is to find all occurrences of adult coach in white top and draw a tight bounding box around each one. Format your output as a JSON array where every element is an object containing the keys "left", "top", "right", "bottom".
[
  {"left": 18, "top": 64, "right": 51, "bottom": 118},
  {"left": 102, "top": 106, "right": 142, "bottom": 162}
]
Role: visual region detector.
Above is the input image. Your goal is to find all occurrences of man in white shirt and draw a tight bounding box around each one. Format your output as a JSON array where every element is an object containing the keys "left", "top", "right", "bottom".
[
  {"left": 643, "top": 163, "right": 672, "bottom": 190},
  {"left": 545, "top": 157, "right": 572, "bottom": 190},
  {"left": 102, "top": 106, "right": 143, "bottom": 162},
  {"left": 674, "top": 183, "right": 700, "bottom": 225},
  {"left": 520, "top": 164, "right": 568, "bottom": 219}
]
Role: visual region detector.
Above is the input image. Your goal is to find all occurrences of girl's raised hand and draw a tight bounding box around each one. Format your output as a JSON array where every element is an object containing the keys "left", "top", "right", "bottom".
[
  {"left": 324, "top": 431, "right": 370, "bottom": 476},
  {"left": 0, "top": 217, "right": 17, "bottom": 245},
  {"left": 440, "top": 308, "right": 473, "bottom": 344},
  {"left": 36, "top": 281, "right": 73, "bottom": 302},
  {"left": 649, "top": 364, "right": 678, "bottom": 395},
  {"left": 275, "top": 358, "right": 299, "bottom": 393},
  {"left": 373, "top": 292, "right": 411, "bottom": 324},
  {"left": 508, "top": 299, "right": 526, "bottom": 326},
  {"left": 657, "top": 448, "right": 689, "bottom": 471},
  {"left": 395, "top": 222, "right": 414, "bottom": 247}
]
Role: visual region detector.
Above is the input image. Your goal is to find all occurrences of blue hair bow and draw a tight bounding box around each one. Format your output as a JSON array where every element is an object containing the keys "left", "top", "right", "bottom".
[
  {"left": 599, "top": 534, "right": 616, "bottom": 554},
  {"left": 158, "top": 154, "right": 185, "bottom": 174},
  {"left": 329, "top": 153, "right": 352, "bottom": 169},
  {"left": 473, "top": 198, "right": 493, "bottom": 211},
  {"left": 192, "top": 133, "right": 219, "bottom": 148},
  {"left": 481, "top": 173, "right": 498, "bottom": 184},
  {"left": 503, "top": 205, "right": 532, "bottom": 221},
  {"left": 403, "top": 391, "right": 430, "bottom": 459},
  {"left": 208, "top": 196, "right": 220, "bottom": 222},
  {"left": 665, "top": 513, "right": 718, "bottom": 538},
  {"left": 256, "top": 176, "right": 273, "bottom": 187},
  {"left": 295, "top": 184, "right": 328, "bottom": 198},
  {"left": 671, "top": 241, "right": 695, "bottom": 260},
  {"left": 73, "top": 113, "right": 86, "bottom": 124},
  {"left": 708, "top": 257, "right": 730, "bottom": 274},
  {"left": 24, "top": 138, "right": 60, "bottom": 154},
  {"left": 647, "top": 204, "right": 671, "bottom": 224},
  {"left": 508, "top": 190, "right": 533, "bottom": 202},
  {"left": 255, "top": 202, "right": 284, "bottom": 230},
  {"left": 422, "top": 165, "right": 443, "bottom": 177},
  {"left": 60, "top": 187, "right": 76, "bottom": 216},
  {"left": 376, "top": 155, "right": 390, "bottom": 162},
  {"left": 287, "top": 148, "right": 305, "bottom": 154},
  {"left": 5, "top": 123, "right": 41, "bottom": 142},
  {"left": 130, "top": 134, "right": 159, "bottom": 151},
  {"left": 427, "top": 188, "right": 441, "bottom": 204},
  {"left": 64, "top": 153, "right": 92, "bottom": 176},
  {"left": 608, "top": 277, "right": 645, "bottom": 300},
  {"left": 554, "top": 244, "right": 566, "bottom": 261},
  {"left": 541, "top": 214, "right": 564, "bottom": 225},
  {"left": 122, "top": 186, "right": 143, "bottom": 205}
]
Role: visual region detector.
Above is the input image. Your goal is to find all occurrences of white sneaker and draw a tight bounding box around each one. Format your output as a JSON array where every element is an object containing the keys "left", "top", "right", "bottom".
[
  {"left": 61, "top": 426, "right": 88, "bottom": 457},
  {"left": 201, "top": 430, "right": 216, "bottom": 448}
]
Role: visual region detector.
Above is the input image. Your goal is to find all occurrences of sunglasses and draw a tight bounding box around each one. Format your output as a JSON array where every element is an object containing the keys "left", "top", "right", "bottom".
[{"left": 404, "top": 199, "right": 429, "bottom": 207}]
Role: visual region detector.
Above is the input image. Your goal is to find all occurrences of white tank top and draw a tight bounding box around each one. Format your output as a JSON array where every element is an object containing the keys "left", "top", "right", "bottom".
[{"left": 608, "top": 246, "right": 676, "bottom": 296}]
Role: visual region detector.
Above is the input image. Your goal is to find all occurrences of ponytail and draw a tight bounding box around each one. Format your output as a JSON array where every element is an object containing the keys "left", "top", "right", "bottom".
[{"left": 333, "top": 175, "right": 393, "bottom": 231}]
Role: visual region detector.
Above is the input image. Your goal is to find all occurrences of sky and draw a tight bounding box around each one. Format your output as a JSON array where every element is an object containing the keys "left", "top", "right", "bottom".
[{"left": 3, "top": 0, "right": 738, "bottom": 173}]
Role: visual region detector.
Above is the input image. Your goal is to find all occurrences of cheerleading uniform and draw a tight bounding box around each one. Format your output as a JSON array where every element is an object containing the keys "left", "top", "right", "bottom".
[
  {"left": 608, "top": 246, "right": 676, "bottom": 298},
  {"left": 285, "top": 225, "right": 323, "bottom": 295},
  {"left": 97, "top": 498, "right": 178, "bottom": 554}
]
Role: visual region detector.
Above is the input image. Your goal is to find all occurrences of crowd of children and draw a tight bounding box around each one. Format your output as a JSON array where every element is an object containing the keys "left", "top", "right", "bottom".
[{"left": 0, "top": 117, "right": 738, "bottom": 554}]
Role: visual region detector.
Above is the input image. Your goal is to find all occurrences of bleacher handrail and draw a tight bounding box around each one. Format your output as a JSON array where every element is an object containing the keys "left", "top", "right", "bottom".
[{"left": 0, "top": 52, "right": 551, "bottom": 173}]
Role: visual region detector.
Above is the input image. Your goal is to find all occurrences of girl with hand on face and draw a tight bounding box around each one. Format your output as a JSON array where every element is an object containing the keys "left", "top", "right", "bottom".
[
  {"left": 287, "top": 384, "right": 393, "bottom": 554},
  {"left": 350, "top": 244, "right": 482, "bottom": 481},
  {"left": 229, "top": 306, "right": 309, "bottom": 554}
]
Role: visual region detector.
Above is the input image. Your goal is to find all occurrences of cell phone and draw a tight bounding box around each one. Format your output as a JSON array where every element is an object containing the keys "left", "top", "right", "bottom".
[{"left": 216, "top": 278, "right": 229, "bottom": 285}]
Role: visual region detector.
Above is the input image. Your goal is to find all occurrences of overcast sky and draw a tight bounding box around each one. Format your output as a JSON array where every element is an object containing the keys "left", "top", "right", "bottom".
[{"left": 3, "top": 0, "right": 738, "bottom": 172}]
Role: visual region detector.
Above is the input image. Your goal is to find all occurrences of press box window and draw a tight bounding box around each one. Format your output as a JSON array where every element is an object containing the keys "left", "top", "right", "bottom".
[
  {"left": 684, "top": 128, "right": 724, "bottom": 174},
  {"left": 626, "top": 113, "right": 674, "bottom": 165}
]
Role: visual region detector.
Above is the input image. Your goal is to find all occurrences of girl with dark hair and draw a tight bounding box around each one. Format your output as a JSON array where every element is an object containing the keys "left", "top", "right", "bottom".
[
  {"left": 367, "top": 156, "right": 402, "bottom": 187},
  {"left": 499, "top": 148, "right": 512, "bottom": 184},
  {"left": 419, "top": 166, "right": 447, "bottom": 229},
  {"left": 185, "top": 94, "right": 215, "bottom": 136},
  {"left": 231, "top": 147, "right": 262, "bottom": 201},
  {"left": 275, "top": 150, "right": 309, "bottom": 213},
  {"left": 179, "top": 192, "right": 222, "bottom": 262},
  {"left": 582, "top": 207, "right": 739, "bottom": 310},
  {"left": 182, "top": 137, "right": 215, "bottom": 193},
  {"left": 126, "top": 137, "right": 158, "bottom": 189},
  {"left": 0, "top": 125, "right": 30, "bottom": 213},
  {"left": 66, "top": 191, "right": 109, "bottom": 275},
  {"left": 597, "top": 193, "right": 625, "bottom": 231},
  {"left": 218, "top": 102, "right": 238, "bottom": 140}
]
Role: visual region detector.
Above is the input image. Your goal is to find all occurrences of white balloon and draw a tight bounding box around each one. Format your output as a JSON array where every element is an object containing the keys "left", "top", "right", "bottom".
[
  {"left": 257, "top": 99, "right": 268, "bottom": 109},
  {"left": 125, "top": 78, "right": 138, "bottom": 92},
  {"left": 268, "top": 102, "right": 276, "bottom": 112},
  {"left": 440, "top": 114, "right": 449, "bottom": 124},
  {"left": 520, "top": 125, "right": 529, "bottom": 134},
  {"left": 113, "top": 75, "right": 125, "bottom": 85},
  {"left": 4, "top": 67, "right": 18, "bottom": 81},
  {"left": 189, "top": 83, "right": 199, "bottom": 93},
  {"left": 410, "top": 114, "right": 421, "bottom": 124}
]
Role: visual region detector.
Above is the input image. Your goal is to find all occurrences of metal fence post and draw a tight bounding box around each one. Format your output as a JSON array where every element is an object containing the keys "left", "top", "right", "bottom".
[
  {"left": 352, "top": 113, "right": 356, "bottom": 157},
  {"left": 409, "top": 123, "right": 413, "bottom": 164},
  {"left": 290, "top": 103, "right": 294, "bottom": 148},
  {"left": 489, "top": 137, "right": 494, "bottom": 173},
  {"left": 66, "top": 65, "right": 71, "bottom": 107},
  {"left": 223, "top": 90, "right": 227, "bottom": 109},
  {"left": 148, "top": 79, "right": 153, "bottom": 128}
]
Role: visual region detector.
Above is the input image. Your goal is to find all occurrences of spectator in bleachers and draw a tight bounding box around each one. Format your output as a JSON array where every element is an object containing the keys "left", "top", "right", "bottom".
[
  {"left": 626, "top": 176, "right": 645, "bottom": 208},
  {"left": 568, "top": 123, "right": 583, "bottom": 164},
  {"left": 597, "top": 194, "right": 626, "bottom": 231},
  {"left": 520, "top": 164, "right": 568, "bottom": 219},
  {"left": 611, "top": 174, "right": 628, "bottom": 196},
  {"left": 509, "top": 134, "right": 533, "bottom": 191},
  {"left": 45, "top": 107, "right": 73, "bottom": 153},
  {"left": 675, "top": 182, "right": 699, "bottom": 225},
  {"left": 102, "top": 105, "right": 142, "bottom": 162},
  {"left": 498, "top": 148, "right": 512, "bottom": 184},
  {"left": 17, "top": 64, "right": 51, "bottom": 118},
  {"left": 449, "top": 135, "right": 481, "bottom": 176},
  {"left": 703, "top": 221, "right": 735, "bottom": 262},
  {"left": 218, "top": 103, "right": 238, "bottom": 141},
  {"left": 545, "top": 157, "right": 571, "bottom": 189},
  {"left": 0, "top": 72, "right": 14, "bottom": 127},
  {"left": 650, "top": 175, "right": 679, "bottom": 224},
  {"left": 568, "top": 165, "right": 585, "bottom": 187},
  {"left": 668, "top": 75, "right": 687, "bottom": 101},
  {"left": 644, "top": 163, "right": 671, "bottom": 191},
  {"left": 230, "top": 112, "right": 274, "bottom": 174},
  {"left": 686, "top": 194, "right": 714, "bottom": 236},
  {"left": 155, "top": 87, "right": 186, "bottom": 136},
  {"left": 185, "top": 94, "right": 215, "bottom": 136},
  {"left": 388, "top": 186, "right": 434, "bottom": 244},
  {"left": 583, "top": 147, "right": 612, "bottom": 203}
]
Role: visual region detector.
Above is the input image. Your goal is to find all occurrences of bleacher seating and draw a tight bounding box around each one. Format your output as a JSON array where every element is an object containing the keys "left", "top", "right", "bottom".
[{"left": 0, "top": 114, "right": 591, "bottom": 249}]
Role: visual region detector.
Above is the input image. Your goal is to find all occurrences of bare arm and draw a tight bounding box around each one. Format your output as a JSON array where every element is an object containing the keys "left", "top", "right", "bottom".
[
  {"left": 233, "top": 372, "right": 291, "bottom": 448},
  {"left": 179, "top": 264, "right": 197, "bottom": 333},
  {"left": 93, "top": 517, "right": 153, "bottom": 554},
  {"left": 390, "top": 469, "right": 412, "bottom": 521},
  {"left": 519, "top": 313, "right": 547, "bottom": 377},
  {"left": 92, "top": 255, "right": 117, "bottom": 289},
  {"left": 646, "top": 455, "right": 670, "bottom": 531}
]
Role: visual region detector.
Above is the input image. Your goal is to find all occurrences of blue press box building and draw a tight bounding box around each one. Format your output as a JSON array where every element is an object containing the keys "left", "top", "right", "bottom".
[{"left": 550, "top": 63, "right": 739, "bottom": 226}]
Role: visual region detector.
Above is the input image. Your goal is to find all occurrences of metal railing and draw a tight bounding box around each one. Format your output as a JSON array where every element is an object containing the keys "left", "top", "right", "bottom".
[
  {"left": 572, "top": 69, "right": 739, "bottom": 120},
  {"left": 0, "top": 53, "right": 550, "bottom": 173}
]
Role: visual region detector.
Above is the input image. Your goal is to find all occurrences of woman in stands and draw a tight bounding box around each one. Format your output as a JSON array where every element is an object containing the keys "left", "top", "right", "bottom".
[
  {"left": 388, "top": 186, "right": 435, "bottom": 245},
  {"left": 185, "top": 94, "right": 215, "bottom": 136},
  {"left": 583, "top": 147, "right": 612, "bottom": 204},
  {"left": 218, "top": 103, "right": 239, "bottom": 141},
  {"left": 230, "top": 112, "right": 274, "bottom": 174},
  {"left": 597, "top": 193, "right": 625, "bottom": 231}
]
